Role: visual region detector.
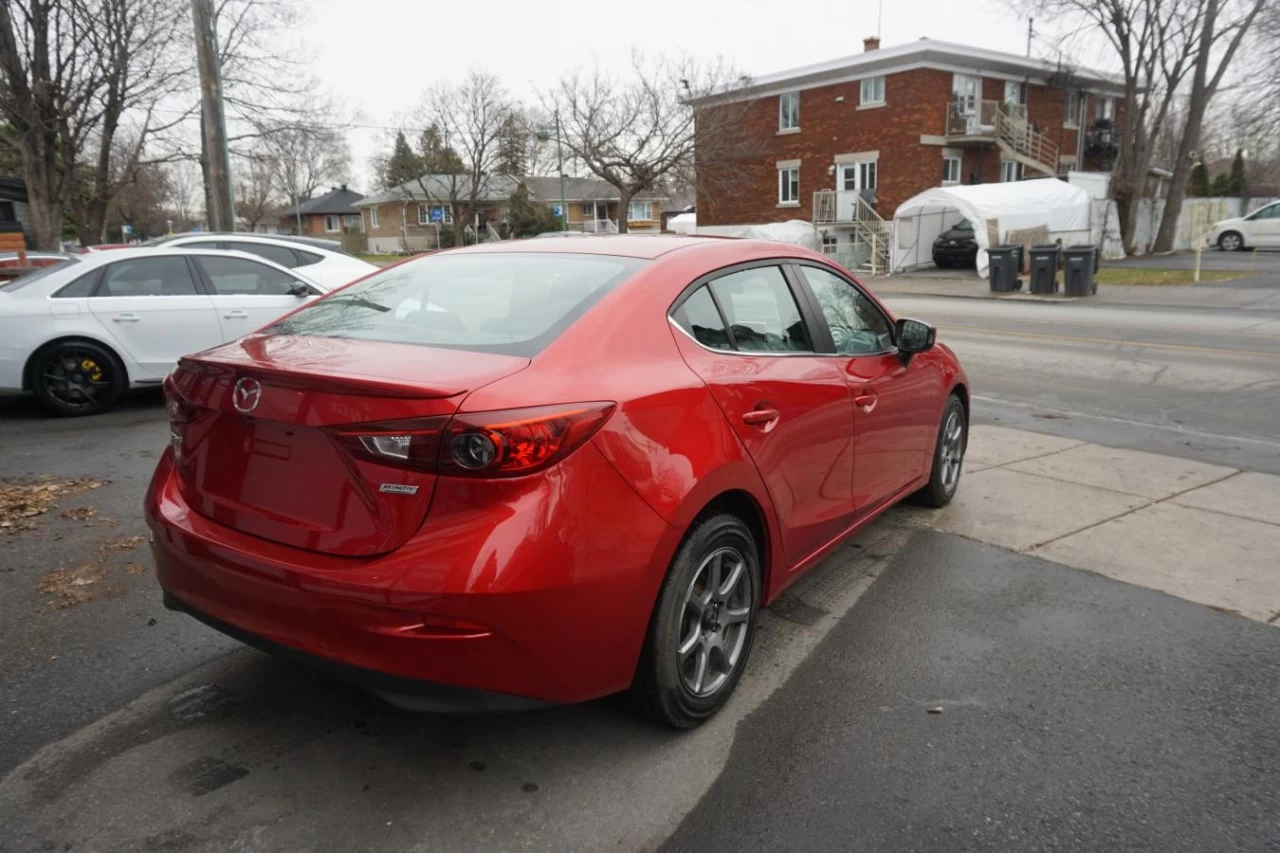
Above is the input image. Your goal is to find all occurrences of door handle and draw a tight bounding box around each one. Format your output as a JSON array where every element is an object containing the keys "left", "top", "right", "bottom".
[
  {"left": 111, "top": 313, "right": 140, "bottom": 323},
  {"left": 854, "top": 392, "right": 878, "bottom": 411},
  {"left": 742, "top": 408, "right": 780, "bottom": 427},
  {"left": 222, "top": 310, "right": 250, "bottom": 319}
]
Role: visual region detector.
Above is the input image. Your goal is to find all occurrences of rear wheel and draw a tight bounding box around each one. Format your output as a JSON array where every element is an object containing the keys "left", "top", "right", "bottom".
[
  {"left": 914, "top": 394, "right": 967, "bottom": 508},
  {"left": 30, "top": 340, "right": 126, "bottom": 416},
  {"left": 1218, "top": 231, "right": 1244, "bottom": 252},
  {"left": 631, "top": 514, "right": 760, "bottom": 729}
]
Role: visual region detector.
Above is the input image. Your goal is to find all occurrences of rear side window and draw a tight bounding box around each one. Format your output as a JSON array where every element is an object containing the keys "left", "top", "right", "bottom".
[
  {"left": 267, "top": 252, "right": 645, "bottom": 356},
  {"left": 228, "top": 241, "right": 298, "bottom": 268},
  {"left": 672, "top": 286, "right": 731, "bottom": 350},
  {"left": 197, "top": 255, "right": 297, "bottom": 295},
  {"left": 292, "top": 249, "right": 323, "bottom": 267},
  {"left": 2, "top": 258, "right": 80, "bottom": 292},
  {"left": 53, "top": 269, "right": 98, "bottom": 298},
  {"left": 99, "top": 257, "right": 198, "bottom": 296},
  {"left": 708, "top": 266, "right": 812, "bottom": 352}
]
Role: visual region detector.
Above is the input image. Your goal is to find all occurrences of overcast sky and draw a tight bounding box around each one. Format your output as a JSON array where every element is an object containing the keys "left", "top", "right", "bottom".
[{"left": 293, "top": 0, "right": 1107, "bottom": 189}]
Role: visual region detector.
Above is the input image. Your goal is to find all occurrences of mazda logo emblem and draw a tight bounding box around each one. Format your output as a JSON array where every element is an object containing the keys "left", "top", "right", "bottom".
[{"left": 232, "top": 377, "right": 262, "bottom": 414}]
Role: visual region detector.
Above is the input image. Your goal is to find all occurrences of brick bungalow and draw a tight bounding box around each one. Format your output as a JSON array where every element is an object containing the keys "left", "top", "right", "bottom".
[
  {"left": 281, "top": 185, "right": 365, "bottom": 238},
  {"left": 690, "top": 37, "right": 1125, "bottom": 230}
]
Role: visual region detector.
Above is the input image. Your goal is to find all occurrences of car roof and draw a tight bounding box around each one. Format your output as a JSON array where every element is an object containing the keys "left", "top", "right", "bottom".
[
  {"left": 151, "top": 232, "right": 343, "bottom": 252},
  {"left": 443, "top": 234, "right": 765, "bottom": 261}
]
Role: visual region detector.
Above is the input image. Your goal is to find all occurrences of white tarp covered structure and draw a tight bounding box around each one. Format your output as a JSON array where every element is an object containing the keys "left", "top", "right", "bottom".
[
  {"left": 667, "top": 212, "right": 696, "bottom": 234},
  {"left": 891, "top": 180, "right": 1092, "bottom": 277},
  {"left": 697, "top": 219, "right": 820, "bottom": 250}
]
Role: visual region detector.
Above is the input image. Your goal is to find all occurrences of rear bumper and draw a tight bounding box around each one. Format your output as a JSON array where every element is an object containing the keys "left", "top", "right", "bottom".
[{"left": 146, "top": 444, "right": 674, "bottom": 706}]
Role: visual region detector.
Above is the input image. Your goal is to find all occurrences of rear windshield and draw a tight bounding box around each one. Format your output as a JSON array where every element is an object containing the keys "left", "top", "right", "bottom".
[
  {"left": 0, "top": 257, "right": 80, "bottom": 291},
  {"left": 266, "top": 252, "right": 645, "bottom": 356}
]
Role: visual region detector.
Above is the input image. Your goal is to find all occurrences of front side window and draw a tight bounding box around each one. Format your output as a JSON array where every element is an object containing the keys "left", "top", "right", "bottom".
[
  {"left": 197, "top": 255, "right": 298, "bottom": 296},
  {"left": 860, "top": 76, "right": 885, "bottom": 106},
  {"left": 628, "top": 201, "right": 653, "bottom": 221},
  {"left": 324, "top": 215, "right": 339, "bottom": 233},
  {"left": 98, "top": 257, "right": 197, "bottom": 297},
  {"left": 779, "top": 91, "right": 800, "bottom": 131},
  {"left": 778, "top": 167, "right": 799, "bottom": 204},
  {"left": 267, "top": 253, "right": 645, "bottom": 357},
  {"left": 1248, "top": 202, "right": 1280, "bottom": 220},
  {"left": 798, "top": 265, "right": 894, "bottom": 355},
  {"left": 228, "top": 241, "right": 298, "bottom": 268},
  {"left": 672, "top": 285, "right": 731, "bottom": 350},
  {"left": 708, "top": 266, "right": 811, "bottom": 353},
  {"left": 942, "top": 156, "right": 961, "bottom": 184}
]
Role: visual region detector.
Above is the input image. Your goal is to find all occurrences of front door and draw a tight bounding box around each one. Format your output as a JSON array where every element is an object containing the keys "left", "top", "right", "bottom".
[
  {"left": 1245, "top": 202, "right": 1280, "bottom": 247},
  {"left": 793, "top": 263, "right": 935, "bottom": 518},
  {"left": 669, "top": 264, "right": 856, "bottom": 567},
  {"left": 87, "top": 256, "right": 222, "bottom": 377}
]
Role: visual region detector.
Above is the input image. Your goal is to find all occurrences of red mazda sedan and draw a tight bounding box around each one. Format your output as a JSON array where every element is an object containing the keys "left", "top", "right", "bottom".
[{"left": 147, "top": 236, "right": 968, "bottom": 728}]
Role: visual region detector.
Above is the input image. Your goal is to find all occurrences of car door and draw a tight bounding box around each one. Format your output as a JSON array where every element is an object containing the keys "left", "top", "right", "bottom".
[
  {"left": 86, "top": 256, "right": 222, "bottom": 377},
  {"left": 669, "top": 263, "right": 856, "bottom": 568},
  {"left": 191, "top": 254, "right": 320, "bottom": 340},
  {"left": 1244, "top": 202, "right": 1280, "bottom": 247},
  {"left": 792, "top": 263, "right": 936, "bottom": 519}
]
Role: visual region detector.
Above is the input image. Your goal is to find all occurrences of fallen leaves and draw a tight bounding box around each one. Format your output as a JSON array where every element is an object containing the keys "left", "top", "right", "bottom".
[
  {"left": 0, "top": 477, "right": 108, "bottom": 534},
  {"left": 104, "top": 534, "right": 146, "bottom": 551},
  {"left": 60, "top": 506, "right": 98, "bottom": 521},
  {"left": 36, "top": 563, "right": 122, "bottom": 609}
]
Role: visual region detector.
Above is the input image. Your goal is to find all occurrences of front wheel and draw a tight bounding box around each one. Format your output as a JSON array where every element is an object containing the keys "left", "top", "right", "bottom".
[
  {"left": 914, "top": 395, "right": 967, "bottom": 508},
  {"left": 1218, "top": 231, "right": 1244, "bottom": 252},
  {"left": 631, "top": 514, "right": 760, "bottom": 729},
  {"left": 30, "top": 340, "right": 126, "bottom": 416}
]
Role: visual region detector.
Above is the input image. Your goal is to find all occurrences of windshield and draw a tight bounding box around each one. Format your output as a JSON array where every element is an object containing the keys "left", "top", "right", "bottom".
[
  {"left": 266, "top": 252, "right": 645, "bottom": 356},
  {"left": 954, "top": 219, "right": 973, "bottom": 231},
  {"left": 0, "top": 257, "right": 80, "bottom": 291}
]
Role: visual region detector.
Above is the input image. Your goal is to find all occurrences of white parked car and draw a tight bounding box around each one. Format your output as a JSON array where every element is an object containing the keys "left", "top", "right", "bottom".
[
  {"left": 0, "top": 248, "right": 327, "bottom": 415},
  {"left": 142, "top": 233, "right": 376, "bottom": 288},
  {"left": 1207, "top": 200, "right": 1280, "bottom": 251}
]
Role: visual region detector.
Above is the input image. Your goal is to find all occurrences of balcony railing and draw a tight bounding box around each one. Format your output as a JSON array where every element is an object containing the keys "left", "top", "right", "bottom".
[
  {"left": 813, "top": 189, "right": 880, "bottom": 225},
  {"left": 579, "top": 218, "right": 618, "bottom": 234},
  {"left": 945, "top": 99, "right": 1059, "bottom": 174}
]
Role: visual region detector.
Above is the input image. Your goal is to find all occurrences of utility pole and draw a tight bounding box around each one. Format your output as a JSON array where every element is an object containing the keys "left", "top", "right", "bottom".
[
  {"left": 191, "top": 0, "right": 235, "bottom": 232},
  {"left": 555, "top": 109, "right": 567, "bottom": 232},
  {"left": 1027, "top": 17, "right": 1034, "bottom": 58}
]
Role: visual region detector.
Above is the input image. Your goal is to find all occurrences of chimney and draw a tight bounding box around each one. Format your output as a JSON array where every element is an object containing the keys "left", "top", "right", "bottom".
[
  {"left": 340, "top": 183, "right": 348, "bottom": 191},
  {"left": 863, "top": 36, "right": 880, "bottom": 52}
]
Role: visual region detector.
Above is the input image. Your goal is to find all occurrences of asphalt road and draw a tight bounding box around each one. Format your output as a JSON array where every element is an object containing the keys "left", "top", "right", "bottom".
[
  {"left": 664, "top": 531, "right": 1280, "bottom": 853},
  {"left": 1108, "top": 248, "right": 1280, "bottom": 273},
  {"left": 881, "top": 294, "right": 1280, "bottom": 474}
]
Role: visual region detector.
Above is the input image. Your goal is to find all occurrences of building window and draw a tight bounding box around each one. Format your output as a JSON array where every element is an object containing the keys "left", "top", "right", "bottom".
[
  {"left": 1001, "top": 160, "right": 1020, "bottom": 183},
  {"left": 1004, "top": 80, "right": 1022, "bottom": 105},
  {"left": 1064, "top": 90, "right": 1080, "bottom": 126},
  {"left": 369, "top": 207, "right": 379, "bottom": 228},
  {"left": 859, "top": 160, "right": 876, "bottom": 191},
  {"left": 581, "top": 201, "right": 598, "bottom": 218},
  {"left": 418, "top": 205, "right": 430, "bottom": 226},
  {"left": 942, "top": 156, "right": 961, "bottom": 185},
  {"left": 419, "top": 205, "right": 452, "bottom": 225},
  {"left": 859, "top": 76, "right": 885, "bottom": 106},
  {"left": 628, "top": 201, "right": 653, "bottom": 221},
  {"left": 778, "top": 167, "right": 799, "bottom": 204},
  {"left": 779, "top": 91, "right": 800, "bottom": 131},
  {"left": 1096, "top": 96, "right": 1115, "bottom": 121},
  {"left": 323, "top": 215, "right": 339, "bottom": 233}
]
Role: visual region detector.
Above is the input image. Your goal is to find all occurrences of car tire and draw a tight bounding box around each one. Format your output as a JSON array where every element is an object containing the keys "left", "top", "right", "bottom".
[
  {"left": 631, "top": 513, "right": 761, "bottom": 729},
  {"left": 914, "top": 394, "right": 967, "bottom": 508},
  {"left": 29, "top": 339, "right": 127, "bottom": 417},
  {"left": 1218, "top": 231, "right": 1245, "bottom": 252}
]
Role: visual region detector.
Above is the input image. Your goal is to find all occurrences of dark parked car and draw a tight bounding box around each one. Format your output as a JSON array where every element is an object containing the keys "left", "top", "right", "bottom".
[{"left": 932, "top": 219, "right": 978, "bottom": 268}]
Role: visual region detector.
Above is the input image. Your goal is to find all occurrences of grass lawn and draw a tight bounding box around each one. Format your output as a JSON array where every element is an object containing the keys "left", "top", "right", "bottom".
[{"left": 1089, "top": 267, "right": 1242, "bottom": 286}]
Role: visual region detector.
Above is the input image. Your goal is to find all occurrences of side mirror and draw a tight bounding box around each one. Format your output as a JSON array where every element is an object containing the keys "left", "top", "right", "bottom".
[
  {"left": 896, "top": 318, "right": 936, "bottom": 354},
  {"left": 288, "top": 282, "right": 311, "bottom": 297}
]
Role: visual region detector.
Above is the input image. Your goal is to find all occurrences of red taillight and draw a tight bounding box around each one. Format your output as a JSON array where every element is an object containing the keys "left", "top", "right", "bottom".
[
  {"left": 331, "top": 403, "right": 615, "bottom": 478},
  {"left": 165, "top": 392, "right": 197, "bottom": 460}
]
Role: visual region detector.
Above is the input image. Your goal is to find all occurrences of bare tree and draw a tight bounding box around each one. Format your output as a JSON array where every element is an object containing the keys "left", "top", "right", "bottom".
[
  {"left": 410, "top": 70, "right": 512, "bottom": 245},
  {"left": 264, "top": 117, "right": 351, "bottom": 223},
  {"left": 545, "top": 53, "right": 754, "bottom": 233},
  {"left": 1150, "top": 0, "right": 1267, "bottom": 251},
  {"left": 234, "top": 149, "right": 279, "bottom": 231}
]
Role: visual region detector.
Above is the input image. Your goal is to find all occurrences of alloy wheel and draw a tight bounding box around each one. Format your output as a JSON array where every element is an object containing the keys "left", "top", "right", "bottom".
[
  {"left": 939, "top": 409, "right": 965, "bottom": 494},
  {"left": 40, "top": 348, "right": 113, "bottom": 412},
  {"left": 677, "top": 546, "right": 753, "bottom": 698}
]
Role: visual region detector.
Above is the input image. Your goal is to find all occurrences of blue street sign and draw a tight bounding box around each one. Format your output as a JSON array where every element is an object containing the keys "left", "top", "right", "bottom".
[
  {"left": 551, "top": 204, "right": 563, "bottom": 217},
  {"left": 121, "top": 223, "right": 133, "bottom": 237},
  {"left": 430, "top": 206, "right": 445, "bottom": 223}
]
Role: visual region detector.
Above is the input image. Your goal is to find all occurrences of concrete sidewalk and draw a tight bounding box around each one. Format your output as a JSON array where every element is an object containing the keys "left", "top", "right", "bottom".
[
  {"left": 906, "top": 425, "right": 1280, "bottom": 625},
  {"left": 869, "top": 275, "right": 1280, "bottom": 310}
]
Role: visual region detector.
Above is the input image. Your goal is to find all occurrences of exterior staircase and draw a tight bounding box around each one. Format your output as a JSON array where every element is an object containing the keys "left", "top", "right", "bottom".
[
  {"left": 813, "top": 190, "right": 893, "bottom": 276},
  {"left": 947, "top": 100, "right": 1058, "bottom": 176}
]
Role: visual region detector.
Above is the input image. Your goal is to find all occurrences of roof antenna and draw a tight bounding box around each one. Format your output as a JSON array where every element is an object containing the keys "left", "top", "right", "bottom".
[{"left": 1027, "top": 17, "right": 1034, "bottom": 57}]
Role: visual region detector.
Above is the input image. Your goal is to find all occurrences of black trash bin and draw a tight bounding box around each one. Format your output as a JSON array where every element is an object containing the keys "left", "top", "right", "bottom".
[
  {"left": 1029, "top": 244, "right": 1060, "bottom": 295},
  {"left": 988, "top": 245, "right": 1021, "bottom": 293},
  {"left": 1063, "top": 245, "right": 1097, "bottom": 296}
]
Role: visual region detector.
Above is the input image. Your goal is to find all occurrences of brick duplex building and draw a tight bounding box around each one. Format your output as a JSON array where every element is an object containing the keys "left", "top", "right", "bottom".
[{"left": 691, "top": 38, "right": 1125, "bottom": 232}]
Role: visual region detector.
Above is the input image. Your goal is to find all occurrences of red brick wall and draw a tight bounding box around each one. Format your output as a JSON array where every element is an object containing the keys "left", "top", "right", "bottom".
[{"left": 696, "top": 68, "right": 1116, "bottom": 226}]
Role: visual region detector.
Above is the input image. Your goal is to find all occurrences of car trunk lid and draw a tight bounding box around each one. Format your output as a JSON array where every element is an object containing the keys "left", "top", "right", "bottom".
[{"left": 167, "top": 334, "right": 529, "bottom": 556}]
